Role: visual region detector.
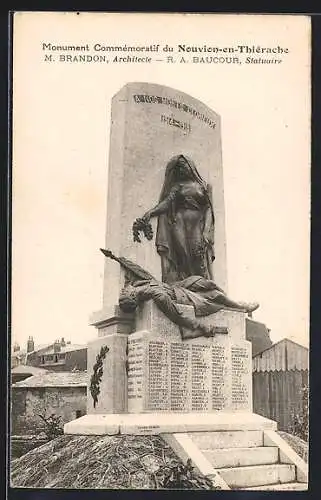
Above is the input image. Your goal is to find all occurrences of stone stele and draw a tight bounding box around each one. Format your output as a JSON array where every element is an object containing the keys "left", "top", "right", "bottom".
[
  {"left": 101, "top": 82, "right": 227, "bottom": 310},
  {"left": 84, "top": 83, "right": 252, "bottom": 419}
]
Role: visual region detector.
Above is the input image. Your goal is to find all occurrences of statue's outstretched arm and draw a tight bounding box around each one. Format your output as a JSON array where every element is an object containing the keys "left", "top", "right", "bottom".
[
  {"left": 143, "top": 198, "right": 171, "bottom": 221},
  {"left": 143, "top": 185, "right": 179, "bottom": 221}
]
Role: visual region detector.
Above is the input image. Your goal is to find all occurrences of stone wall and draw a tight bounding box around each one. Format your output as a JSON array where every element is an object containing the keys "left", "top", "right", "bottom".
[
  {"left": 25, "top": 351, "right": 41, "bottom": 368},
  {"left": 11, "top": 386, "right": 87, "bottom": 435},
  {"left": 65, "top": 348, "right": 87, "bottom": 371},
  {"left": 11, "top": 436, "right": 49, "bottom": 459}
]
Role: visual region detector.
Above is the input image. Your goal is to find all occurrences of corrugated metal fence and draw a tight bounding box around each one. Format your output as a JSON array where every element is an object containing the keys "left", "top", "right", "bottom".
[{"left": 253, "top": 369, "right": 309, "bottom": 431}]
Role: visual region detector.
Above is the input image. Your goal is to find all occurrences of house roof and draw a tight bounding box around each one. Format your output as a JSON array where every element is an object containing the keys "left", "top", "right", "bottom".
[
  {"left": 287, "top": 335, "right": 309, "bottom": 349},
  {"left": 13, "top": 371, "right": 88, "bottom": 388},
  {"left": 25, "top": 344, "right": 52, "bottom": 356},
  {"left": 26, "top": 343, "right": 87, "bottom": 358},
  {"left": 41, "top": 344, "right": 86, "bottom": 355},
  {"left": 245, "top": 317, "right": 272, "bottom": 357},
  {"left": 11, "top": 365, "right": 49, "bottom": 375},
  {"left": 253, "top": 337, "right": 309, "bottom": 358},
  {"left": 252, "top": 337, "right": 309, "bottom": 372}
]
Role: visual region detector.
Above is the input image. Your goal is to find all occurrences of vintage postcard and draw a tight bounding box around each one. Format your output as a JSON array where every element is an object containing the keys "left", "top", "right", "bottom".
[{"left": 10, "top": 12, "right": 310, "bottom": 490}]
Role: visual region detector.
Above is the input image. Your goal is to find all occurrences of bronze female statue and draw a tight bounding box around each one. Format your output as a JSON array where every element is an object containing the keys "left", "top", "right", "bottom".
[{"left": 133, "top": 155, "right": 215, "bottom": 283}]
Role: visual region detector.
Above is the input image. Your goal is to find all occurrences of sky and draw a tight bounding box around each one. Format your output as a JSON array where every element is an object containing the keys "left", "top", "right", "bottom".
[{"left": 11, "top": 12, "right": 310, "bottom": 350}]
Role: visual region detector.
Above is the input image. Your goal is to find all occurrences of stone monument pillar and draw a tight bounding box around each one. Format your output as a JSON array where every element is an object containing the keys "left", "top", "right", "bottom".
[
  {"left": 102, "top": 82, "right": 227, "bottom": 306},
  {"left": 85, "top": 83, "right": 251, "bottom": 419}
]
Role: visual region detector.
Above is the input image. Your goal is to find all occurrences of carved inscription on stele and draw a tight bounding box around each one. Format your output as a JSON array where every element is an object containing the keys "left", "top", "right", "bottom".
[
  {"left": 231, "top": 345, "right": 251, "bottom": 410},
  {"left": 127, "top": 338, "right": 144, "bottom": 403},
  {"left": 127, "top": 333, "right": 251, "bottom": 413}
]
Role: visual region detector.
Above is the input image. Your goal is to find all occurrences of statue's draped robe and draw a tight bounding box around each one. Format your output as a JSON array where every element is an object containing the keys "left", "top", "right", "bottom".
[{"left": 155, "top": 155, "right": 215, "bottom": 283}]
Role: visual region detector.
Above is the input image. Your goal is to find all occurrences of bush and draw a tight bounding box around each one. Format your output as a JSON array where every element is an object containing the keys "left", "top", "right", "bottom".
[
  {"left": 289, "top": 384, "right": 309, "bottom": 442},
  {"left": 38, "top": 413, "right": 64, "bottom": 440},
  {"left": 154, "top": 458, "right": 220, "bottom": 490}
]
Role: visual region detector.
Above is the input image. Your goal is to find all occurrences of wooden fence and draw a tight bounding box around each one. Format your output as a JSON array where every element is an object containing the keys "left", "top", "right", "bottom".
[{"left": 253, "top": 369, "right": 309, "bottom": 431}]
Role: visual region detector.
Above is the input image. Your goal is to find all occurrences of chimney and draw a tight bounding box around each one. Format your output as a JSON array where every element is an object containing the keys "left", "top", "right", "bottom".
[
  {"left": 60, "top": 337, "right": 66, "bottom": 348},
  {"left": 13, "top": 342, "right": 20, "bottom": 352},
  {"left": 27, "top": 336, "right": 34, "bottom": 353},
  {"left": 53, "top": 339, "right": 61, "bottom": 353}
]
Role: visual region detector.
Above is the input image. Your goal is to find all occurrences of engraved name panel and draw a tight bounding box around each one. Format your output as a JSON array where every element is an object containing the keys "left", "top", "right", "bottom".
[
  {"left": 170, "top": 343, "right": 191, "bottom": 411},
  {"left": 147, "top": 340, "right": 170, "bottom": 411},
  {"left": 231, "top": 344, "right": 250, "bottom": 410},
  {"left": 211, "top": 342, "right": 228, "bottom": 410},
  {"left": 191, "top": 344, "right": 211, "bottom": 411},
  {"left": 127, "top": 337, "right": 144, "bottom": 401}
]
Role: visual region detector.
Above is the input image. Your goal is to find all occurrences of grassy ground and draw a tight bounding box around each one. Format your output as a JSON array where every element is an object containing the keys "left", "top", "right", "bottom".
[
  {"left": 277, "top": 431, "right": 309, "bottom": 462},
  {"left": 10, "top": 434, "right": 215, "bottom": 490}
]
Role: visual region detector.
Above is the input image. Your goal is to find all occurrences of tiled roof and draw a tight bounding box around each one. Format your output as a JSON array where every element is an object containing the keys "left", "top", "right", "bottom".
[
  {"left": 11, "top": 365, "right": 49, "bottom": 375},
  {"left": 42, "top": 344, "right": 87, "bottom": 355},
  {"left": 13, "top": 371, "right": 88, "bottom": 388},
  {"left": 25, "top": 343, "right": 87, "bottom": 357},
  {"left": 25, "top": 344, "right": 52, "bottom": 356}
]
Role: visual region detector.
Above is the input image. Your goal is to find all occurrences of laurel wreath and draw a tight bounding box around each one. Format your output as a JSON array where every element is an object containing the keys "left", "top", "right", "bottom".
[
  {"left": 132, "top": 218, "right": 153, "bottom": 243},
  {"left": 89, "top": 345, "right": 109, "bottom": 409}
]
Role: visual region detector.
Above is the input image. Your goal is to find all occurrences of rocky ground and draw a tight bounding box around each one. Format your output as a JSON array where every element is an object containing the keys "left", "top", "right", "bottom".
[
  {"left": 10, "top": 434, "right": 215, "bottom": 490},
  {"left": 10, "top": 432, "right": 308, "bottom": 489}
]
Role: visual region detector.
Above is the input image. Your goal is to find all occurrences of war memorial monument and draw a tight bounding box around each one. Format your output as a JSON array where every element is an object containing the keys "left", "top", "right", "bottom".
[{"left": 64, "top": 83, "right": 308, "bottom": 490}]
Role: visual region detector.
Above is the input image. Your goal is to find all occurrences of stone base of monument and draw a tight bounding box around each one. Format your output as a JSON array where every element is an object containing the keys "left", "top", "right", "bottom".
[
  {"left": 86, "top": 332, "right": 128, "bottom": 414},
  {"left": 70, "top": 302, "right": 270, "bottom": 436},
  {"left": 64, "top": 410, "right": 276, "bottom": 435},
  {"left": 63, "top": 414, "right": 308, "bottom": 490},
  {"left": 86, "top": 301, "right": 253, "bottom": 415},
  {"left": 89, "top": 305, "right": 135, "bottom": 337},
  {"left": 67, "top": 301, "right": 307, "bottom": 490}
]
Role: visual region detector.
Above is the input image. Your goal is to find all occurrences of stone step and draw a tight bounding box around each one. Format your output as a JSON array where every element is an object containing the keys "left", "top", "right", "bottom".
[
  {"left": 190, "top": 430, "right": 263, "bottom": 450},
  {"left": 218, "top": 464, "right": 296, "bottom": 489},
  {"left": 244, "top": 482, "right": 308, "bottom": 491},
  {"left": 204, "top": 446, "right": 279, "bottom": 468}
]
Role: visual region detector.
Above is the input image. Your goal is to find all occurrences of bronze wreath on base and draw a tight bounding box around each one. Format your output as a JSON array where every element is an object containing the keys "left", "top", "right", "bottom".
[{"left": 89, "top": 345, "right": 109, "bottom": 409}]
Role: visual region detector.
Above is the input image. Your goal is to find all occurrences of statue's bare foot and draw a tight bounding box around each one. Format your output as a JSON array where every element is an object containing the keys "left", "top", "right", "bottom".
[
  {"left": 245, "top": 302, "right": 259, "bottom": 313},
  {"left": 233, "top": 301, "right": 260, "bottom": 313}
]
